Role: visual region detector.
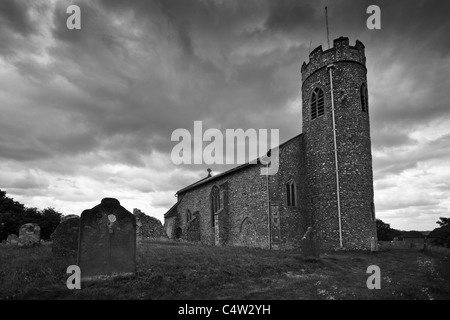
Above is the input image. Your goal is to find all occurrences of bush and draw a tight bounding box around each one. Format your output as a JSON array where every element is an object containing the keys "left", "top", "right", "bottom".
[{"left": 429, "top": 224, "right": 450, "bottom": 248}]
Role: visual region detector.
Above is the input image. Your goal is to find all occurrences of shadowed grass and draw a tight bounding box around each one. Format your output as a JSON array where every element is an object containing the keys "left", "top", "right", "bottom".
[{"left": 0, "top": 241, "right": 449, "bottom": 300}]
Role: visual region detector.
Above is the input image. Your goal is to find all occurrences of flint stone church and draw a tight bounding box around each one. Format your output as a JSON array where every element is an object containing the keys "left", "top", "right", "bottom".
[{"left": 164, "top": 37, "right": 377, "bottom": 251}]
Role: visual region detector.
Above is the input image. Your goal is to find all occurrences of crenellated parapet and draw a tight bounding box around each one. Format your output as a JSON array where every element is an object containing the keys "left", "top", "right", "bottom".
[{"left": 301, "top": 37, "right": 366, "bottom": 82}]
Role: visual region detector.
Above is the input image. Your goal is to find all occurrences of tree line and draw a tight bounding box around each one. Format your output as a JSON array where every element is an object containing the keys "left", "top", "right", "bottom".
[
  {"left": 377, "top": 217, "right": 450, "bottom": 247},
  {"left": 0, "top": 190, "right": 64, "bottom": 241}
]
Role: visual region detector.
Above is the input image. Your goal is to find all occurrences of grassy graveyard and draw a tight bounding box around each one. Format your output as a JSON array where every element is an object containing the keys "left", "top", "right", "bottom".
[{"left": 0, "top": 240, "right": 449, "bottom": 300}]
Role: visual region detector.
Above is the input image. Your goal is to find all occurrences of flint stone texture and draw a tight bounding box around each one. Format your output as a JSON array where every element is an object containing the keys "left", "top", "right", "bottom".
[
  {"left": 78, "top": 198, "right": 136, "bottom": 282},
  {"left": 18, "top": 223, "right": 40, "bottom": 246},
  {"left": 183, "top": 212, "right": 201, "bottom": 243},
  {"left": 7, "top": 234, "right": 18, "bottom": 245},
  {"left": 133, "top": 209, "right": 167, "bottom": 240},
  {"left": 52, "top": 216, "right": 80, "bottom": 256}
]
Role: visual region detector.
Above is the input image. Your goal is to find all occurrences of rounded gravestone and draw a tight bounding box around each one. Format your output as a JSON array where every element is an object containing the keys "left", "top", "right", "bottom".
[
  {"left": 18, "top": 223, "right": 40, "bottom": 247},
  {"left": 7, "top": 234, "right": 19, "bottom": 245},
  {"left": 52, "top": 216, "right": 80, "bottom": 256},
  {"left": 78, "top": 198, "right": 136, "bottom": 282}
]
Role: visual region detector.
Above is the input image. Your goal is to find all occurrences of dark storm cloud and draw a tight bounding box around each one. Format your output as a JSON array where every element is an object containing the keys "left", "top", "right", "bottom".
[
  {"left": 264, "top": 0, "right": 317, "bottom": 32},
  {"left": 0, "top": 144, "right": 49, "bottom": 162},
  {"left": 7, "top": 175, "right": 48, "bottom": 190},
  {"left": 0, "top": 0, "right": 35, "bottom": 59},
  {"left": 371, "top": 127, "right": 418, "bottom": 150},
  {"left": 374, "top": 132, "right": 450, "bottom": 178},
  {"left": 0, "top": 0, "right": 34, "bottom": 35}
]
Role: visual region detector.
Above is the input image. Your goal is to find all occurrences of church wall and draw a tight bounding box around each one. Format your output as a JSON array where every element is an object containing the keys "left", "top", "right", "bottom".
[
  {"left": 174, "top": 135, "right": 311, "bottom": 250},
  {"left": 176, "top": 162, "right": 271, "bottom": 248},
  {"left": 268, "top": 135, "right": 308, "bottom": 249}
]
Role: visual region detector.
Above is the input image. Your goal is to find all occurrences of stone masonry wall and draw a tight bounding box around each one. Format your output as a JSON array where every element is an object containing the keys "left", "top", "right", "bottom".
[
  {"left": 176, "top": 163, "right": 270, "bottom": 248},
  {"left": 134, "top": 209, "right": 167, "bottom": 240},
  {"left": 268, "top": 135, "right": 308, "bottom": 249},
  {"left": 183, "top": 211, "right": 201, "bottom": 243}
]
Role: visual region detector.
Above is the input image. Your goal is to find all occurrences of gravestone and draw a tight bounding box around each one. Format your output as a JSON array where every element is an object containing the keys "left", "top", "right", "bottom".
[
  {"left": 301, "top": 227, "right": 320, "bottom": 258},
  {"left": 7, "top": 234, "right": 19, "bottom": 245},
  {"left": 18, "top": 223, "right": 41, "bottom": 246},
  {"left": 61, "top": 214, "right": 79, "bottom": 223},
  {"left": 52, "top": 216, "right": 80, "bottom": 256},
  {"left": 78, "top": 198, "right": 136, "bottom": 282}
]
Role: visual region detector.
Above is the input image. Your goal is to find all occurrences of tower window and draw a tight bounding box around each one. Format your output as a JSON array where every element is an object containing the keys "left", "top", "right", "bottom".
[
  {"left": 286, "top": 179, "right": 297, "bottom": 207},
  {"left": 310, "top": 88, "right": 325, "bottom": 120},
  {"left": 361, "top": 83, "right": 369, "bottom": 112},
  {"left": 211, "top": 186, "right": 220, "bottom": 226}
]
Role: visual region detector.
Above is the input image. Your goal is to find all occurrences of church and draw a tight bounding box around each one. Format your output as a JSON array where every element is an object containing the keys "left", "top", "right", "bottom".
[{"left": 164, "top": 37, "right": 377, "bottom": 251}]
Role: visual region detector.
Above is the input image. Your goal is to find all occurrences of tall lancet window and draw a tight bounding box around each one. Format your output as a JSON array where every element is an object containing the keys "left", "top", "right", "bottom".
[
  {"left": 186, "top": 209, "right": 192, "bottom": 222},
  {"left": 286, "top": 179, "right": 297, "bottom": 207},
  {"left": 361, "top": 83, "right": 369, "bottom": 112},
  {"left": 211, "top": 186, "right": 220, "bottom": 226},
  {"left": 310, "top": 87, "right": 325, "bottom": 120}
]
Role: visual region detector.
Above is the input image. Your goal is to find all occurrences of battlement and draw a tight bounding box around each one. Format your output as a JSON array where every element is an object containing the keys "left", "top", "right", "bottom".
[{"left": 301, "top": 37, "right": 366, "bottom": 82}]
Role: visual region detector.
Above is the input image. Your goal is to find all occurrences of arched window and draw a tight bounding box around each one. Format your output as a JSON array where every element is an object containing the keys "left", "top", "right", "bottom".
[
  {"left": 175, "top": 227, "right": 182, "bottom": 239},
  {"left": 361, "top": 83, "right": 369, "bottom": 112},
  {"left": 286, "top": 179, "right": 297, "bottom": 207},
  {"left": 186, "top": 209, "right": 192, "bottom": 223},
  {"left": 310, "top": 87, "right": 325, "bottom": 120},
  {"left": 211, "top": 186, "right": 220, "bottom": 226}
]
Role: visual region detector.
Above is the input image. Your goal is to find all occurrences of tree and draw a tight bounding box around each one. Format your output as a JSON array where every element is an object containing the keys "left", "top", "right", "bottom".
[
  {"left": 430, "top": 217, "right": 450, "bottom": 248},
  {"left": 376, "top": 219, "right": 401, "bottom": 241},
  {"left": 37, "top": 207, "right": 63, "bottom": 239},
  {"left": 437, "top": 217, "right": 450, "bottom": 227}
]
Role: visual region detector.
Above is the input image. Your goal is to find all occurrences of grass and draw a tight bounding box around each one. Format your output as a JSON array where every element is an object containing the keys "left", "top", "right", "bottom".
[{"left": 0, "top": 240, "right": 449, "bottom": 300}]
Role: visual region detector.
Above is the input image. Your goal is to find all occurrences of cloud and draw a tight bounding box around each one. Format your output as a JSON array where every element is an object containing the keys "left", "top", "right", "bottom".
[
  {"left": 0, "top": 0, "right": 34, "bottom": 36},
  {"left": 0, "top": 0, "right": 449, "bottom": 229}
]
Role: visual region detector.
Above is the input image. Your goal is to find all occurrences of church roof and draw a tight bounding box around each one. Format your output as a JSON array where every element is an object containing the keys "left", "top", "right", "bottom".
[
  {"left": 175, "top": 133, "right": 302, "bottom": 196},
  {"left": 163, "top": 201, "right": 179, "bottom": 218}
]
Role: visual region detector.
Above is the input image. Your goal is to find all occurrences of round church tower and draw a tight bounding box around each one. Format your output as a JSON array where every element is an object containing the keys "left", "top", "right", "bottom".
[{"left": 301, "top": 37, "right": 377, "bottom": 250}]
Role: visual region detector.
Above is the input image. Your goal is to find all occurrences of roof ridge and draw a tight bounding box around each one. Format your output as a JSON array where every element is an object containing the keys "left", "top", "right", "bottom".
[{"left": 175, "top": 133, "right": 302, "bottom": 195}]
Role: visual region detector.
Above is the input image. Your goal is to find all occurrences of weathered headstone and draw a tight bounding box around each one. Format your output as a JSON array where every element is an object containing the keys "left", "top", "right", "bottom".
[
  {"left": 61, "top": 214, "right": 79, "bottom": 223},
  {"left": 78, "top": 198, "right": 136, "bottom": 282},
  {"left": 18, "top": 223, "right": 40, "bottom": 246},
  {"left": 7, "top": 234, "right": 18, "bottom": 245},
  {"left": 301, "top": 227, "right": 320, "bottom": 258},
  {"left": 52, "top": 216, "right": 80, "bottom": 256}
]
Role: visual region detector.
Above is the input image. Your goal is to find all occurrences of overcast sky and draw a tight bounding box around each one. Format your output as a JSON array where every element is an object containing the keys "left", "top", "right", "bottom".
[{"left": 1, "top": 0, "right": 449, "bottom": 231}]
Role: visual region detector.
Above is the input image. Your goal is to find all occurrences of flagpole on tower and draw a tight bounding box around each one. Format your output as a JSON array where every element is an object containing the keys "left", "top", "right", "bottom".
[{"left": 325, "top": 6, "right": 330, "bottom": 49}]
